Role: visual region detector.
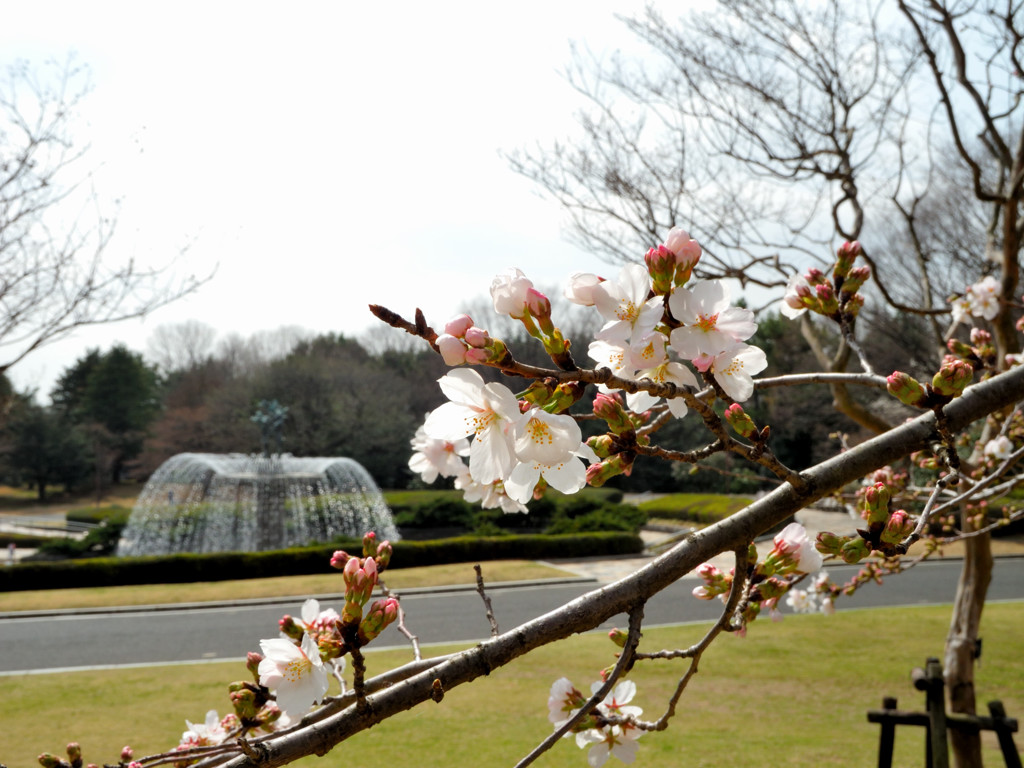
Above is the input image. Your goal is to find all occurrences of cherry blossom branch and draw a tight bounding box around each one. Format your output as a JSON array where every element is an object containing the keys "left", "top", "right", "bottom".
[
  {"left": 753, "top": 371, "right": 889, "bottom": 390},
  {"left": 633, "top": 545, "right": 750, "bottom": 733},
  {"left": 513, "top": 605, "right": 646, "bottom": 768},
  {"left": 900, "top": 472, "right": 959, "bottom": 551},
  {"left": 474, "top": 564, "right": 500, "bottom": 637},
  {"left": 208, "top": 364, "right": 1024, "bottom": 768}
]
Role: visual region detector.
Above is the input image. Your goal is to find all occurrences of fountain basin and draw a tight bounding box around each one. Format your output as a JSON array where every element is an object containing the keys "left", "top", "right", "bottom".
[{"left": 116, "top": 453, "right": 399, "bottom": 557}]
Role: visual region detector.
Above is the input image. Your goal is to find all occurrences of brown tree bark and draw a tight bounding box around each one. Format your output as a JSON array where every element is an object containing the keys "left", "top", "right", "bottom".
[{"left": 945, "top": 522, "right": 993, "bottom": 768}]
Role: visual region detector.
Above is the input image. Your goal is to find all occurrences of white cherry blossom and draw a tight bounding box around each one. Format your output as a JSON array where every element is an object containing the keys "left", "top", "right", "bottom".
[
  {"left": 592, "top": 264, "right": 664, "bottom": 342},
  {"left": 576, "top": 725, "right": 642, "bottom": 767},
  {"left": 505, "top": 441, "right": 597, "bottom": 504},
  {"left": 565, "top": 272, "right": 604, "bottom": 306},
  {"left": 258, "top": 634, "right": 330, "bottom": 717},
  {"left": 423, "top": 369, "right": 526, "bottom": 484},
  {"left": 984, "top": 434, "right": 1014, "bottom": 461},
  {"left": 181, "top": 710, "right": 228, "bottom": 748},
  {"left": 408, "top": 425, "right": 470, "bottom": 483},
  {"left": 627, "top": 360, "right": 698, "bottom": 418},
  {"left": 588, "top": 338, "right": 636, "bottom": 381},
  {"left": 455, "top": 472, "right": 528, "bottom": 513},
  {"left": 668, "top": 280, "right": 757, "bottom": 359},
  {"left": 695, "top": 343, "right": 767, "bottom": 402},
  {"left": 491, "top": 268, "right": 534, "bottom": 318},
  {"left": 514, "top": 408, "right": 583, "bottom": 466},
  {"left": 298, "top": 598, "right": 340, "bottom": 635},
  {"left": 966, "top": 275, "right": 1000, "bottom": 321}
]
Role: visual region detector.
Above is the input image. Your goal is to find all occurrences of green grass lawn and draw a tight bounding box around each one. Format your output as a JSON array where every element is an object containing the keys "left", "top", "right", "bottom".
[{"left": 5, "top": 602, "right": 1022, "bottom": 768}]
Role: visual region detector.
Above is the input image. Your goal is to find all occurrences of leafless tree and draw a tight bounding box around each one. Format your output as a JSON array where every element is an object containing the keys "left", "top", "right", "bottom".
[
  {"left": 146, "top": 320, "right": 218, "bottom": 375},
  {"left": 0, "top": 58, "right": 205, "bottom": 376}
]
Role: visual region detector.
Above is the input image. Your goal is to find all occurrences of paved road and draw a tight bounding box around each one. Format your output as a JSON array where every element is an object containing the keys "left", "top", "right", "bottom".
[{"left": 2, "top": 558, "right": 1022, "bottom": 675}]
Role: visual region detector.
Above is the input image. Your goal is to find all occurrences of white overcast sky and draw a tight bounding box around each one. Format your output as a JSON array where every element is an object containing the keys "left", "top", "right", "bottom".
[{"left": 2, "top": 1, "right": 675, "bottom": 398}]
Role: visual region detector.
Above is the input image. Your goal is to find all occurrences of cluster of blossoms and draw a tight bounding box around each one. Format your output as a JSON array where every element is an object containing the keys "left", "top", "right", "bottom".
[
  {"left": 547, "top": 678, "right": 645, "bottom": 767},
  {"left": 165, "top": 535, "right": 398, "bottom": 767},
  {"left": 410, "top": 227, "right": 770, "bottom": 509},
  {"left": 950, "top": 275, "right": 1001, "bottom": 324},
  {"left": 692, "top": 522, "right": 828, "bottom": 629},
  {"left": 781, "top": 240, "right": 869, "bottom": 323}
]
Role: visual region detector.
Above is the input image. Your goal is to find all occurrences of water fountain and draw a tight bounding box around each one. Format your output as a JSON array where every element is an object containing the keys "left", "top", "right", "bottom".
[{"left": 116, "top": 453, "right": 399, "bottom": 556}]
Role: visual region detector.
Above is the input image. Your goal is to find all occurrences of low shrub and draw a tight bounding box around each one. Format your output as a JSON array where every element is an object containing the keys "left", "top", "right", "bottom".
[
  {"left": 0, "top": 532, "right": 642, "bottom": 592},
  {"left": 389, "top": 487, "right": 629, "bottom": 535},
  {"left": 544, "top": 502, "right": 647, "bottom": 535},
  {"left": 36, "top": 506, "right": 132, "bottom": 559},
  {"left": 0, "top": 532, "right": 50, "bottom": 548},
  {"left": 65, "top": 505, "right": 131, "bottom": 525},
  {"left": 636, "top": 494, "right": 754, "bottom": 524}
]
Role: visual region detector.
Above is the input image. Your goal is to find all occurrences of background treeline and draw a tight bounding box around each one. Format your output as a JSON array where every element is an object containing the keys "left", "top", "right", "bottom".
[{"left": 0, "top": 304, "right": 926, "bottom": 498}]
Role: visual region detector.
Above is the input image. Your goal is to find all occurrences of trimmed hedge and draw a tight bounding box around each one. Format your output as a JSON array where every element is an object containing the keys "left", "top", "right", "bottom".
[
  {"left": 0, "top": 532, "right": 50, "bottom": 548},
  {"left": 0, "top": 532, "right": 642, "bottom": 593},
  {"left": 387, "top": 487, "right": 631, "bottom": 535},
  {"left": 636, "top": 494, "right": 754, "bottom": 524}
]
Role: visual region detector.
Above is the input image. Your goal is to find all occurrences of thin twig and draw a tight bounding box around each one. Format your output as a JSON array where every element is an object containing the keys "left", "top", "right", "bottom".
[
  {"left": 474, "top": 564, "right": 500, "bottom": 637},
  {"left": 379, "top": 580, "right": 422, "bottom": 661},
  {"left": 636, "top": 544, "right": 750, "bottom": 732}
]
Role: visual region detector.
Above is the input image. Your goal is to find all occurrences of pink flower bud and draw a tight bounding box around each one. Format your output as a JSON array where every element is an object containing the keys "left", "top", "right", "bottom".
[
  {"left": 815, "top": 531, "right": 848, "bottom": 556},
  {"left": 585, "top": 453, "right": 634, "bottom": 487},
  {"left": 37, "top": 754, "right": 64, "bottom": 768},
  {"left": 330, "top": 549, "right": 351, "bottom": 569},
  {"left": 664, "top": 227, "right": 702, "bottom": 279},
  {"left": 465, "top": 347, "right": 490, "bottom": 365},
  {"left": 645, "top": 244, "right": 676, "bottom": 293},
  {"left": 842, "top": 265, "right": 870, "bottom": 294},
  {"left": 697, "top": 562, "right": 720, "bottom": 579},
  {"left": 724, "top": 403, "right": 757, "bottom": 438},
  {"left": 608, "top": 628, "right": 628, "bottom": 648},
  {"left": 362, "top": 531, "right": 378, "bottom": 558},
  {"left": 862, "top": 482, "right": 891, "bottom": 526},
  {"left": 342, "top": 557, "right": 378, "bottom": 606},
  {"left": 886, "top": 371, "right": 929, "bottom": 408},
  {"left": 931, "top": 359, "right": 973, "bottom": 398},
  {"left": 375, "top": 540, "right": 392, "bottom": 570},
  {"left": 444, "top": 314, "right": 474, "bottom": 337},
  {"left": 970, "top": 328, "right": 992, "bottom": 346},
  {"left": 947, "top": 338, "right": 973, "bottom": 358},
  {"left": 815, "top": 283, "right": 840, "bottom": 315},
  {"left": 834, "top": 240, "right": 861, "bottom": 279},
  {"left": 357, "top": 597, "right": 400, "bottom": 644},
  {"left": 840, "top": 537, "right": 871, "bottom": 564},
  {"left": 66, "top": 743, "right": 82, "bottom": 768},
  {"left": 805, "top": 268, "right": 827, "bottom": 286},
  {"left": 463, "top": 326, "right": 489, "bottom": 348},
  {"left": 592, "top": 391, "right": 634, "bottom": 435},
  {"left": 526, "top": 287, "right": 552, "bottom": 319},
  {"left": 278, "top": 615, "right": 303, "bottom": 641},
  {"left": 246, "top": 651, "right": 264, "bottom": 678},
  {"left": 436, "top": 334, "right": 468, "bottom": 366},
  {"left": 881, "top": 509, "right": 913, "bottom": 545},
  {"left": 120, "top": 747, "right": 134, "bottom": 762}
]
